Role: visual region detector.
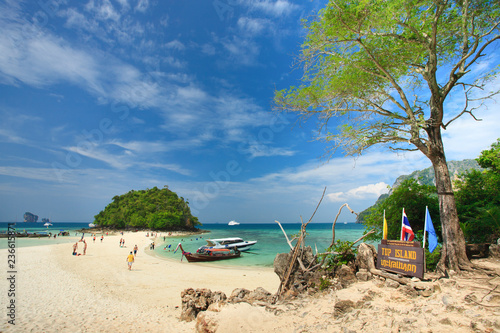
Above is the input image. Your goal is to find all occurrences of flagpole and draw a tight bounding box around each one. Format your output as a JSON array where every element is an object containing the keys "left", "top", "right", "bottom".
[
  {"left": 383, "top": 209, "right": 386, "bottom": 240},
  {"left": 400, "top": 208, "right": 404, "bottom": 241},
  {"left": 423, "top": 206, "right": 428, "bottom": 250}
]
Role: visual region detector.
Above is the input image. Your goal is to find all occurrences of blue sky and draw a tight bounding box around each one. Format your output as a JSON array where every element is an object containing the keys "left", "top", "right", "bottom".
[{"left": 0, "top": 0, "right": 499, "bottom": 223}]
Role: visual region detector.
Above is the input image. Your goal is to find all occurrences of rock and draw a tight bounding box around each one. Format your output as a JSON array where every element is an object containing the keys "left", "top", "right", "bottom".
[
  {"left": 385, "top": 279, "right": 400, "bottom": 289},
  {"left": 337, "top": 265, "right": 356, "bottom": 287},
  {"left": 180, "top": 288, "right": 227, "bottom": 322},
  {"left": 195, "top": 312, "right": 218, "bottom": 333},
  {"left": 489, "top": 244, "right": 500, "bottom": 258},
  {"left": 247, "top": 287, "right": 272, "bottom": 303},
  {"left": 418, "top": 288, "right": 434, "bottom": 297},
  {"left": 466, "top": 243, "right": 490, "bottom": 259},
  {"left": 356, "top": 243, "right": 377, "bottom": 271},
  {"left": 356, "top": 270, "right": 371, "bottom": 281},
  {"left": 228, "top": 288, "right": 251, "bottom": 303},
  {"left": 334, "top": 300, "right": 356, "bottom": 318},
  {"left": 273, "top": 252, "right": 291, "bottom": 281}
]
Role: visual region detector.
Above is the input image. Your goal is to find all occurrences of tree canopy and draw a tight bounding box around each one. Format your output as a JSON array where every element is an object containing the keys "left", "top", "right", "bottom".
[
  {"left": 275, "top": 0, "right": 499, "bottom": 272},
  {"left": 363, "top": 178, "right": 440, "bottom": 241},
  {"left": 455, "top": 139, "right": 500, "bottom": 243},
  {"left": 93, "top": 186, "right": 200, "bottom": 230}
]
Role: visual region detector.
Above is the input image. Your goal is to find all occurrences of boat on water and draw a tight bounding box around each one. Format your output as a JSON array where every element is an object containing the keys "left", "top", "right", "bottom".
[
  {"left": 44, "top": 222, "right": 52, "bottom": 227},
  {"left": 228, "top": 220, "right": 240, "bottom": 226},
  {"left": 199, "top": 237, "right": 257, "bottom": 252},
  {"left": 174, "top": 243, "right": 240, "bottom": 263},
  {"left": 88, "top": 223, "right": 96, "bottom": 228}
]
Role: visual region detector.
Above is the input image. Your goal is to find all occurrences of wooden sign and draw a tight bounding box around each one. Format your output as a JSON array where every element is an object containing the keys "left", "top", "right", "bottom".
[{"left": 377, "top": 242, "right": 424, "bottom": 279}]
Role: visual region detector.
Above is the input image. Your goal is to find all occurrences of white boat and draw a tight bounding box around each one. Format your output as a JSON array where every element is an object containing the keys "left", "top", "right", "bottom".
[
  {"left": 228, "top": 220, "right": 240, "bottom": 226},
  {"left": 43, "top": 222, "right": 52, "bottom": 227},
  {"left": 88, "top": 223, "right": 96, "bottom": 228},
  {"left": 199, "top": 237, "right": 257, "bottom": 252}
]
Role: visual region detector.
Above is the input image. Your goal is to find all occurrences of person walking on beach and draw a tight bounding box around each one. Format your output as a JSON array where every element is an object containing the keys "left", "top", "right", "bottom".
[
  {"left": 83, "top": 240, "right": 87, "bottom": 255},
  {"left": 133, "top": 244, "right": 138, "bottom": 257},
  {"left": 101, "top": 235, "right": 103, "bottom": 243},
  {"left": 126, "top": 251, "right": 135, "bottom": 271}
]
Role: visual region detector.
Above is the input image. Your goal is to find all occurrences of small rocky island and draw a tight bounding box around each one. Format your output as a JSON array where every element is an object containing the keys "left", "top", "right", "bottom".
[{"left": 24, "top": 212, "right": 39, "bottom": 222}]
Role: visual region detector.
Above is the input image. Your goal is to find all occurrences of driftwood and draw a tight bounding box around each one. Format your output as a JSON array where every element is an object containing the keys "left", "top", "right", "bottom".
[
  {"left": 275, "top": 188, "right": 364, "bottom": 297},
  {"left": 329, "top": 203, "right": 359, "bottom": 248}
]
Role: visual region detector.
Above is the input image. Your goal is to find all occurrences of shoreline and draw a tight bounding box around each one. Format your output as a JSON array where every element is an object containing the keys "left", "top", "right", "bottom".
[
  {"left": 2, "top": 229, "right": 499, "bottom": 332},
  {"left": 0, "top": 230, "right": 280, "bottom": 332}
]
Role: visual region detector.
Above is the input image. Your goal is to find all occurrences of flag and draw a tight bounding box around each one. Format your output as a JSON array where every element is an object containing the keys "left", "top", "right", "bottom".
[
  {"left": 425, "top": 207, "right": 438, "bottom": 253},
  {"left": 401, "top": 208, "right": 415, "bottom": 241},
  {"left": 383, "top": 210, "right": 388, "bottom": 240}
]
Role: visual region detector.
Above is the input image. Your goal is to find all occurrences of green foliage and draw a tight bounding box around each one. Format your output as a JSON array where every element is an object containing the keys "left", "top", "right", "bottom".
[
  {"left": 318, "top": 277, "right": 331, "bottom": 291},
  {"left": 455, "top": 139, "right": 500, "bottom": 243},
  {"left": 425, "top": 246, "right": 441, "bottom": 272},
  {"left": 274, "top": 0, "right": 500, "bottom": 156},
  {"left": 93, "top": 186, "right": 200, "bottom": 230},
  {"left": 362, "top": 178, "right": 440, "bottom": 242},
  {"left": 321, "top": 240, "right": 357, "bottom": 269}
]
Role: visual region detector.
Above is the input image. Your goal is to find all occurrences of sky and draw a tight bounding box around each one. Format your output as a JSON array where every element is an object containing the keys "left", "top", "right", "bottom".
[{"left": 0, "top": 0, "right": 499, "bottom": 224}]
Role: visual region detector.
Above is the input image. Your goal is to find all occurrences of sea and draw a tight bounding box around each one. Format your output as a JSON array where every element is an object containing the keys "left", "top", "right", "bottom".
[{"left": 0, "top": 222, "right": 366, "bottom": 268}]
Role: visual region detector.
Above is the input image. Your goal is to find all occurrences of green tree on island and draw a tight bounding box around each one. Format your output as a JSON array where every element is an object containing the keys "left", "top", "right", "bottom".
[
  {"left": 94, "top": 186, "right": 200, "bottom": 230},
  {"left": 455, "top": 139, "right": 500, "bottom": 243},
  {"left": 275, "top": 0, "right": 499, "bottom": 272}
]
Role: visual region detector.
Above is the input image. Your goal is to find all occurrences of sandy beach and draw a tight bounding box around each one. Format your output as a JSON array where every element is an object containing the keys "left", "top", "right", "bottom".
[
  {"left": 0, "top": 231, "right": 279, "bottom": 332},
  {"left": 1, "top": 231, "right": 500, "bottom": 332}
]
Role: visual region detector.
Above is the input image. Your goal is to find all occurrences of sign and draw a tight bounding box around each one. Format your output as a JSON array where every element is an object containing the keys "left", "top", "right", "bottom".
[{"left": 377, "top": 242, "right": 424, "bottom": 279}]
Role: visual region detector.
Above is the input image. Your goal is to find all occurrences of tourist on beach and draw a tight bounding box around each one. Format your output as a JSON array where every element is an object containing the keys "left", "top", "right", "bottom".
[
  {"left": 93, "top": 236, "right": 96, "bottom": 243},
  {"left": 72, "top": 242, "right": 78, "bottom": 253},
  {"left": 134, "top": 245, "right": 138, "bottom": 257},
  {"left": 126, "top": 251, "right": 134, "bottom": 270},
  {"left": 83, "top": 240, "right": 87, "bottom": 255},
  {"left": 101, "top": 235, "right": 103, "bottom": 242},
  {"left": 119, "top": 238, "right": 122, "bottom": 247}
]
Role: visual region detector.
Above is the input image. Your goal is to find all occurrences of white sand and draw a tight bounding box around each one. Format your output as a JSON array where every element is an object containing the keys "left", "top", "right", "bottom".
[{"left": 1, "top": 231, "right": 499, "bottom": 332}]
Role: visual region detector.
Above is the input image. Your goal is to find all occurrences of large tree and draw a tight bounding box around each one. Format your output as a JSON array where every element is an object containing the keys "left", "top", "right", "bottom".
[{"left": 275, "top": 0, "right": 499, "bottom": 272}]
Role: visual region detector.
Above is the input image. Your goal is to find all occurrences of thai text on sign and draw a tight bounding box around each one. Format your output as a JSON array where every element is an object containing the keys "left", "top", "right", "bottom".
[{"left": 376, "top": 243, "right": 424, "bottom": 279}]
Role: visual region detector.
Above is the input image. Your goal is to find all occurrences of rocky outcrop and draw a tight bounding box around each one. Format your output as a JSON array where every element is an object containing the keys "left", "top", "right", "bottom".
[
  {"left": 180, "top": 288, "right": 227, "bottom": 322},
  {"left": 24, "top": 212, "right": 38, "bottom": 223},
  {"left": 181, "top": 287, "right": 273, "bottom": 323}
]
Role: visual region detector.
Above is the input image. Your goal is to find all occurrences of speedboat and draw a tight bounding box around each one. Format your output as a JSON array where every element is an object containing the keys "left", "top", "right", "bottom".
[
  {"left": 44, "top": 222, "right": 52, "bottom": 227},
  {"left": 199, "top": 237, "right": 257, "bottom": 252},
  {"left": 228, "top": 220, "right": 240, "bottom": 226},
  {"left": 88, "top": 223, "right": 96, "bottom": 228}
]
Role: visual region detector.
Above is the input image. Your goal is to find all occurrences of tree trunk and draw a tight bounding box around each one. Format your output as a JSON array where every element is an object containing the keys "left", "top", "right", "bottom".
[{"left": 425, "top": 126, "right": 472, "bottom": 272}]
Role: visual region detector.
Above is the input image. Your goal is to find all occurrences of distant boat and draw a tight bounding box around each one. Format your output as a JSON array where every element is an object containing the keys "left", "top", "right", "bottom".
[
  {"left": 88, "top": 223, "right": 96, "bottom": 228},
  {"left": 43, "top": 222, "right": 52, "bottom": 227},
  {"left": 228, "top": 220, "right": 240, "bottom": 226}
]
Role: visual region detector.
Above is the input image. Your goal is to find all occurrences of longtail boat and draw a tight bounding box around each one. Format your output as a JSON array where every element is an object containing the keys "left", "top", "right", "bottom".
[{"left": 174, "top": 243, "right": 240, "bottom": 263}]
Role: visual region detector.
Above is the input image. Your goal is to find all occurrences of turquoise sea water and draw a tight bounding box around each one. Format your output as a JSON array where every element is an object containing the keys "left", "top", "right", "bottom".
[
  {"left": 0, "top": 222, "right": 90, "bottom": 249},
  {"left": 154, "top": 222, "right": 366, "bottom": 268},
  {"left": 0, "top": 222, "right": 366, "bottom": 267}
]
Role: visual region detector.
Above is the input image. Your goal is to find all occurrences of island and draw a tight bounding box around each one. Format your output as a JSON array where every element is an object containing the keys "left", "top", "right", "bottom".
[
  {"left": 24, "top": 212, "right": 39, "bottom": 222},
  {"left": 93, "top": 186, "right": 201, "bottom": 230}
]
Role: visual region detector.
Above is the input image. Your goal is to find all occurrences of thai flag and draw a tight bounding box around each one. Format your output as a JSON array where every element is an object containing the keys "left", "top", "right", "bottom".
[{"left": 401, "top": 208, "right": 415, "bottom": 241}]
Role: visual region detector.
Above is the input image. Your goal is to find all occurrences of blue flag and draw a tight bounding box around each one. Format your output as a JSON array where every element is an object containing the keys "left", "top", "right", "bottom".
[{"left": 425, "top": 207, "right": 438, "bottom": 253}]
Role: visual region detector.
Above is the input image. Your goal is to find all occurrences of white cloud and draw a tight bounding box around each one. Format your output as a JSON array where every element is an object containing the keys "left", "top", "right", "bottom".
[
  {"left": 85, "top": 0, "right": 121, "bottom": 22},
  {"left": 165, "top": 40, "right": 186, "bottom": 51},
  {"left": 247, "top": 0, "right": 300, "bottom": 16},
  {"left": 237, "top": 17, "right": 268, "bottom": 36},
  {"left": 327, "top": 182, "right": 389, "bottom": 202}
]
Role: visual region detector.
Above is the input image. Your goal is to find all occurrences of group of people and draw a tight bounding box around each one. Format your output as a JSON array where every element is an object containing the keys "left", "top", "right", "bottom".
[
  {"left": 119, "top": 238, "right": 125, "bottom": 247},
  {"left": 72, "top": 239, "right": 87, "bottom": 256}
]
